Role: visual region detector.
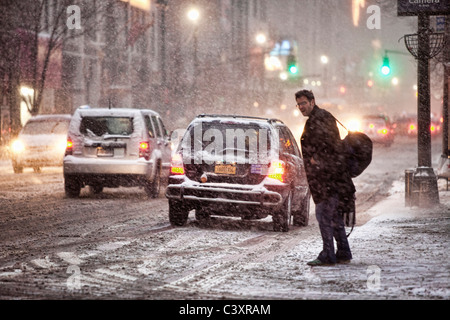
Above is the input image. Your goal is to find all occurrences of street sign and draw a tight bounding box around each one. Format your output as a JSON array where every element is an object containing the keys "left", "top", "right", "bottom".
[{"left": 397, "top": 0, "right": 450, "bottom": 16}]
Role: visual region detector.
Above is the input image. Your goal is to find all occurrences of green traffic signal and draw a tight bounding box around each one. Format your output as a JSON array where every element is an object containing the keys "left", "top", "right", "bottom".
[
  {"left": 381, "top": 56, "right": 391, "bottom": 76},
  {"left": 287, "top": 54, "right": 299, "bottom": 75},
  {"left": 289, "top": 65, "right": 298, "bottom": 74}
]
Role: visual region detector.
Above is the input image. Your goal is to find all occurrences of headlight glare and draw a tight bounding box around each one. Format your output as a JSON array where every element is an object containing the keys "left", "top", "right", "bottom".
[{"left": 11, "top": 140, "right": 25, "bottom": 153}]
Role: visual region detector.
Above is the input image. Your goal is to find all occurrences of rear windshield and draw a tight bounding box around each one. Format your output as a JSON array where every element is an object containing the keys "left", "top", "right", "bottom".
[
  {"left": 22, "top": 120, "right": 69, "bottom": 135},
  {"left": 181, "top": 121, "right": 271, "bottom": 157},
  {"left": 80, "top": 117, "right": 133, "bottom": 136}
]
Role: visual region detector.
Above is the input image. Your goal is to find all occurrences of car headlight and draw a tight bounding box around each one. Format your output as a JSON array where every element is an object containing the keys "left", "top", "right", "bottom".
[
  {"left": 347, "top": 119, "right": 361, "bottom": 132},
  {"left": 11, "top": 140, "right": 25, "bottom": 153},
  {"left": 58, "top": 139, "right": 69, "bottom": 153}
]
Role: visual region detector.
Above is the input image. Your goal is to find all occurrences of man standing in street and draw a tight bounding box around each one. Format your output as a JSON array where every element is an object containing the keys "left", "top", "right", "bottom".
[{"left": 295, "top": 89, "right": 355, "bottom": 266}]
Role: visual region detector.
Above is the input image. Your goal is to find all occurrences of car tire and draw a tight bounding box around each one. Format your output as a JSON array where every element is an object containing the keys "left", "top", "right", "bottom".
[
  {"left": 64, "top": 174, "right": 81, "bottom": 198},
  {"left": 273, "top": 191, "right": 292, "bottom": 232},
  {"left": 12, "top": 161, "right": 23, "bottom": 174},
  {"left": 89, "top": 184, "right": 103, "bottom": 194},
  {"left": 195, "top": 208, "right": 210, "bottom": 221},
  {"left": 293, "top": 190, "right": 310, "bottom": 227},
  {"left": 145, "top": 165, "right": 161, "bottom": 198},
  {"left": 13, "top": 165, "right": 23, "bottom": 174},
  {"left": 169, "top": 200, "right": 189, "bottom": 226}
]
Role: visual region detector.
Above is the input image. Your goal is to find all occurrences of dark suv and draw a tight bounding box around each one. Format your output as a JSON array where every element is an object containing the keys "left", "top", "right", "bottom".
[{"left": 165, "top": 114, "right": 310, "bottom": 232}]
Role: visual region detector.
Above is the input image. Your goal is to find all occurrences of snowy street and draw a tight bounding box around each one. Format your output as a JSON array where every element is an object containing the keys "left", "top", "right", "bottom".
[{"left": 0, "top": 136, "right": 448, "bottom": 301}]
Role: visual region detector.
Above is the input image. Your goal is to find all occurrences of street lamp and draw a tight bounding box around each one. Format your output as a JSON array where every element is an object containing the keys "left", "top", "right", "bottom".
[
  {"left": 255, "top": 33, "right": 267, "bottom": 45},
  {"left": 187, "top": 8, "right": 199, "bottom": 22}
]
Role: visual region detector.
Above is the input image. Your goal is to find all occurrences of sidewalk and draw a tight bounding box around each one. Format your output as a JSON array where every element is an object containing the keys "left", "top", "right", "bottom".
[{"left": 303, "top": 179, "right": 450, "bottom": 299}]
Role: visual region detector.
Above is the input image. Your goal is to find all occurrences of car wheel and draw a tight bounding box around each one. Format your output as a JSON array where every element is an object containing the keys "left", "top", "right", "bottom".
[
  {"left": 195, "top": 208, "right": 210, "bottom": 221},
  {"left": 145, "top": 165, "right": 161, "bottom": 198},
  {"left": 273, "top": 190, "right": 292, "bottom": 232},
  {"left": 13, "top": 165, "right": 23, "bottom": 174},
  {"left": 293, "top": 190, "right": 310, "bottom": 227},
  {"left": 89, "top": 184, "right": 103, "bottom": 194},
  {"left": 64, "top": 174, "right": 81, "bottom": 198},
  {"left": 12, "top": 160, "right": 23, "bottom": 174},
  {"left": 169, "top": 200, "right": 189, "bottom": 226}
]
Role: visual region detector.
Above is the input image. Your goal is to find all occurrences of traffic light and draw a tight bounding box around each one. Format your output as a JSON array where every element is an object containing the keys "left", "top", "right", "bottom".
[
  {"left": 380, "top": 56, "right": 391, "bottom": 76},
  {"left": 287, "top": 54, "right": 299, "bottom": 76}
]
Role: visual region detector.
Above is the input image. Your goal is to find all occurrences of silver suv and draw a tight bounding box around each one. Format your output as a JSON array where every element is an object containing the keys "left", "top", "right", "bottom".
[{"left": 63, "top": 107, "right": 171, "bottom": 198}]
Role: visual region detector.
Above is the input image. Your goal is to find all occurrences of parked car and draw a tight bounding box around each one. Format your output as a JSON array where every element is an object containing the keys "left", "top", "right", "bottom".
[
  {"left": 359, "top": 114, "right": 394, "bottom": 147},
  {"left": 10, "top": 114, "right": 71, "bottom": 173},
  {"left": 63, "top": 107, "right": 171, "bottom": 198},
  {"left": 165, "top": 114, "right": 311, "bottom": 232}
]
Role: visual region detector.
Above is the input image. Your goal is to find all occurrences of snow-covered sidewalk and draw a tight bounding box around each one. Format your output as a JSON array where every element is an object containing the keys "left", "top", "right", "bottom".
[{"left": 299, "top": 179, "right": 450, "bottom": 299}]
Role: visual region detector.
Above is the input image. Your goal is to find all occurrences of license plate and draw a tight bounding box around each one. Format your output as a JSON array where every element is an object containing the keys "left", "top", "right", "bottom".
[
  {"left": 215, "top": 164, "right": 236, "bottom": 174},
  {"left": 97, "top": 147, "right": 113, "bottom": 157}
]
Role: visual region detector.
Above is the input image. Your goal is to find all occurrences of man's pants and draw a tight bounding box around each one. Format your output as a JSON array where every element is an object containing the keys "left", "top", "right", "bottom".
[{"left": 315, "top": 196, "right": 352, "bottom": 263}]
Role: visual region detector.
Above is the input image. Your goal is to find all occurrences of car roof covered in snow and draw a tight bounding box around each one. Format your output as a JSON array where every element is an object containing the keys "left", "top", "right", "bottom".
[
  {"left": 27, "top": 114, "right": 72, "bottom": 122},
  {"left": 73, "top": 108, "right": 161, "bottom": 118},
  {"left": 191, "top": 114, "right": 284, "bottom": 127}
]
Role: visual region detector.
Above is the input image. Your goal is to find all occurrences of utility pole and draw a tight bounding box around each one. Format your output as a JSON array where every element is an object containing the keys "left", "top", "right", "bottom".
[
  {"left": 442, "top": 15, "right": 449, "bottom": 163},
  {"left": 157, "top": 0, "right": 169, "bottom": 88}
]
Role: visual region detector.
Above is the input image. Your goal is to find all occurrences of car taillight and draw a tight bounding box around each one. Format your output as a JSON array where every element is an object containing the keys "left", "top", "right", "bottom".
[
  {"left": 170, "top": 153, "right": 185, "bottom": 175},
  {"left": 267, "top": 160, "right": 285, "bottom": 182},
  {"left": 139, "top": 141, "right": 150, "bottom": 160},
  {"left": 65, "top": 139, "right": 73, "bottom": 156}
]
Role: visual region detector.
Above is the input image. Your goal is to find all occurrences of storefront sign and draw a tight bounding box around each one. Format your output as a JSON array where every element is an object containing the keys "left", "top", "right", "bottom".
[{"left": 398, "top": 0, "right": 450, "bottom": 16}]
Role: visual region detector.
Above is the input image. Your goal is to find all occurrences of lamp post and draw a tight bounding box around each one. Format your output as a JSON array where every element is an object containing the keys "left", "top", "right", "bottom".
[
  {"left": 255, "top": 32, "right": 267, "bottom": 96},
  {"left": 187, "top": 8, "right": 200, "bottom": 93},
  {"left": 320, "top": 55, "right": 329, "bottom": 98},
  {"left": 157, "top": 0, "right": 169, "bottom": 88}
]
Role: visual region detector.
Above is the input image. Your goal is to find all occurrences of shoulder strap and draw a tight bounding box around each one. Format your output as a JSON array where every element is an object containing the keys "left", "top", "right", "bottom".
[
  {"left": 332, "top": 115, "right": 348, "bottom": 132},
  {"left": 346, "top": 225, "right": 354, "bottom": 238}
]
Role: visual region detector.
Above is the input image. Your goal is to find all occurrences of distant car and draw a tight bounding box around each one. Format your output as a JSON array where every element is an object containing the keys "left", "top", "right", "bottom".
[
  {"left": 393, "top": 113, "right": 441, "bottom": 138},
  {"left": 10, "top": 114, "right": 71, "bottom": 173},
  {"left": 63, "top": 108, "right": 171, "bottom": 198},
  {"left": 359, "top": 114, "right": 394, "bottom": 147},
  {"left": 430, "top": 113, "right": 442, "bottom": 139},
  {"left": 393, "top": 114, "right": 417, "bottom": 137},
  {"left": 165, "top": 114, "right": 311, "bottom": 232}
]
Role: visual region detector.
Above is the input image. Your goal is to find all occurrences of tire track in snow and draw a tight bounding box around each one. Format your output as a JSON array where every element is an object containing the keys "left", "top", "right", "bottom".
[{"left": 152, "top": 226, "right": 316, "bottom": 294}]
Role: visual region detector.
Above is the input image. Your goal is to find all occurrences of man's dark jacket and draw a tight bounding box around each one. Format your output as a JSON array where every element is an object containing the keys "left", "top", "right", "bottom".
[{"left": 300, "top": 105, "right": 355, "bottom": 214}]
